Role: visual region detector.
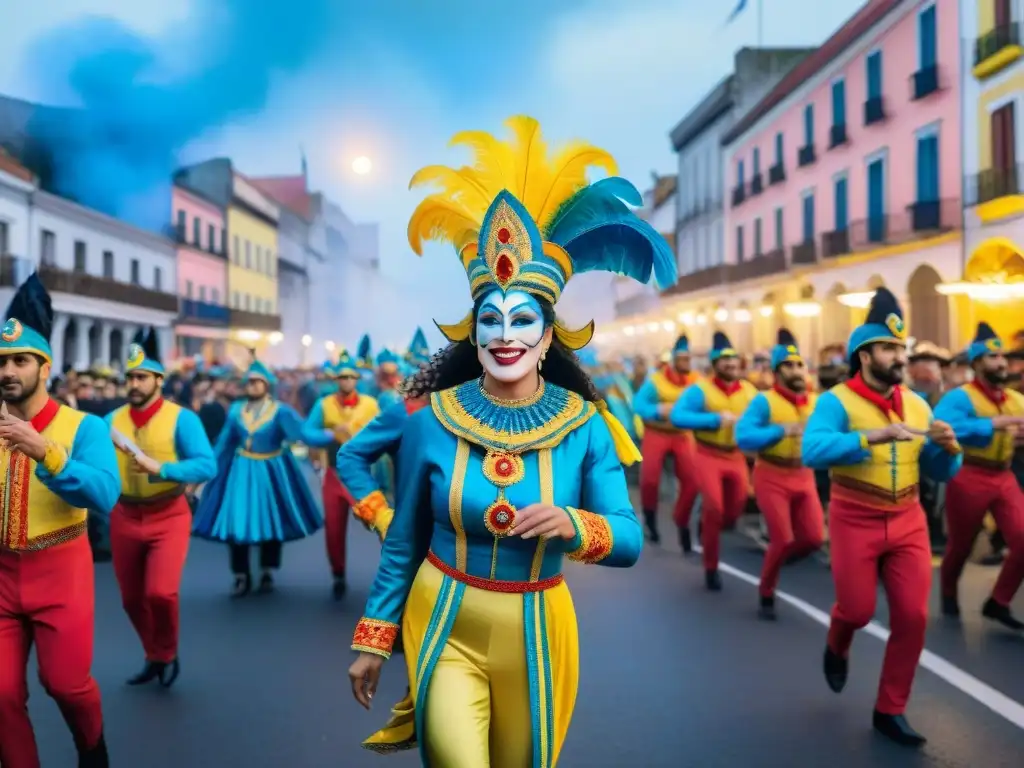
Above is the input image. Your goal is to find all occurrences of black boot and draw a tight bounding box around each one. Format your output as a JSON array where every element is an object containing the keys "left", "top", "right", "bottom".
[
  {"left": 159, "top": 658, "right": 180, "bottom": 688},
  {"left": 873, "top": 710, "right": 926, "bottom": 746},
  {"left": 78, "top": 732, "right": 109, "bottom": 768},
  {"left": 126, "top": 660, "right": 163, "bottom": 686},
  {"left": 705, "top": 569, "right": 721, "bottom": 591},
  {"left": 679, "top": 527, "right": 692, "bottom": 554},
  {"left": 758, "top": 595, "right": 776, "bottom": 620},
  {"left": 256, "top": 571, "right": 275, "bottom": 594},
  {"left": 332, "top": 574, "right": 347, "bottom": 601},
  {"left": 823, "top": 646, "right": 847, "bottom": 693},
  {"left": 642, "top": 510, "right": 660, "bottom": 543},
  {"left": 941, "top": 594, "right": 960, "bottom": 617},
  {"left": 231, "top": 573, "right": 251, "bottom": 598},
  {"left": 982, "top": 597, "right": 1024, "bottom": 630}
]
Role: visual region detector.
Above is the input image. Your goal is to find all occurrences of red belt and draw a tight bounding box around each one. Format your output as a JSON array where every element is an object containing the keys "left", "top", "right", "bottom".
[{"left": 426, "top": 551, "right": 563, "bottom": 593}]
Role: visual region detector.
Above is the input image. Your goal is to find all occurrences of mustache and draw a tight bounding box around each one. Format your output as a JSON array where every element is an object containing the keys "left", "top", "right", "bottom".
[{"left": 0, "top": 378, "right": 21, "bottom": 386}]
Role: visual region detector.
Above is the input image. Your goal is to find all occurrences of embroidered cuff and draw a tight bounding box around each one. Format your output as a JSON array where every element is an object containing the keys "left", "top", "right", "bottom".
[
  {"left": 858, "top": 433, "right": 869, "bottom": 451},
  {"left": 352, "top": 617, "right": 400, "bottom": 658},
  {"left": 353, "top": 491, "right": 392, "bottom": 533},
  {"left": 41, "top": 440, "right": 69, "bottom": 476},
  {"left": 565, "top": 506, "right": 614, "bottom": 564}
]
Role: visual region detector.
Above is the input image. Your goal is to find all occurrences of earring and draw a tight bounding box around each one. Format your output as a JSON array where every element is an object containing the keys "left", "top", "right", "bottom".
[{"left": 538, "top": 347, "right": 548, "bottom": 371}]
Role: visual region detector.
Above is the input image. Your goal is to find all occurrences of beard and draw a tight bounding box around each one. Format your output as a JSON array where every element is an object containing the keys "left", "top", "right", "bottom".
[
  {"left": 869, "top": 359, "right": 904, "bottom": 386},
  {"left": 0, "top": 370, "right": 42, "bottom": 404},
  {"left": 783, "top": 374, "right": 806, "bottom": 392},
  {"left": 982, "top": 368, "right": 1009, "bottom": 386}
]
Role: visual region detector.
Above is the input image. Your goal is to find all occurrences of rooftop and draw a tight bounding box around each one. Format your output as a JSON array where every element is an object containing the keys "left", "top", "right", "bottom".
[
  {"left": 0, "top": 148, "right": 34, "bottom": 184},
  {"left": 250, "top": 175, "right": 311, "bottom": 220}
]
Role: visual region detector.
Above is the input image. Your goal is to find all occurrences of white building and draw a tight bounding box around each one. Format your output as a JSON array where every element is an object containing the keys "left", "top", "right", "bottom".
[{"left": 0, "top": 152, "right": 178, "bottom": 373}]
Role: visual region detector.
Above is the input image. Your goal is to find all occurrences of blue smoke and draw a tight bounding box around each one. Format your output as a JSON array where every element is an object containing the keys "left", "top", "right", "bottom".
[{"left": 20, "top": 0, "right": 337, "bottom": 231}]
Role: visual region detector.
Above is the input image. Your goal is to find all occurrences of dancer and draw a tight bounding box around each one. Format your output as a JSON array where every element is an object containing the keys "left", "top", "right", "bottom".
[
  {"left": 356, "top": 334, "right": 377, "bottom": 395},
  {"left": 301, "top": 349, "right": 379, "bottom": 598},
  {"left": 0, "top": 274, "right": 120, "bottom": 768},
  {"left": 407, "top": 327, "right": 432, "bottom": 369},
  {"left": 346, "top": 115, "right": 670, "bottom": 766},
  {"left": 192, "top": 356, "right": 322, "bottom": 596},
  {"left": 107, "top": 328, "right": 216, "bottom": 687},
  {"left": 803, "top": 288, "right": 961, "bottom": 746},
  {"left": 634, "top": 334, "right": 700, "bottom": 546},
  {"left": 670, "top": 331, "right": 757, "bottom": 589},
  {"left": 934, "top": 322, "right": 1024, "bottom": 630},
  {"left": 736, "top": 329, "right": 823, "bottom": 620}
]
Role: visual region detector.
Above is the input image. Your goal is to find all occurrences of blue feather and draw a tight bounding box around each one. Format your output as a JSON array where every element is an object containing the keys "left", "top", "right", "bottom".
[{"left": 357, "top": 334, "right": 371, "bottom": 360}]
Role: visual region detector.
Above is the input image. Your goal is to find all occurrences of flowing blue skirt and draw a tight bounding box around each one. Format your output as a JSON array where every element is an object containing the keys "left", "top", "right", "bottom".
[{"left": 192, "top": 449, "right": 323, "bottom": 544}]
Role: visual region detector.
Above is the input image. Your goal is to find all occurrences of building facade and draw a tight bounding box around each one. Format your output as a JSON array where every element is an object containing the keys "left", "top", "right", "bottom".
[{"left": 960, "top": 0, "right": 1024, "bottom": 342}]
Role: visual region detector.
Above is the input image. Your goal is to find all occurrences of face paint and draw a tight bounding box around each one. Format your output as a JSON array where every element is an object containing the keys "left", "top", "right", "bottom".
[{"left": 475, "top": 289, "right": 548, "bottom": 384}]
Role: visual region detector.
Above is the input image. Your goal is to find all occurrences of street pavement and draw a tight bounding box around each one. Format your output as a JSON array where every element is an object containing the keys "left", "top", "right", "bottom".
[{"left": 28, "top": 496, "right": 1024, "bottom": 767}]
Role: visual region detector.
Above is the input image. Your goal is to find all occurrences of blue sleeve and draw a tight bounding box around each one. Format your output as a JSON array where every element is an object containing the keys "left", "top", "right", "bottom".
[
  {"left": 917, "top": 396, "right": 964, "bottom": 482},
  {"left": 274, "top": 403, "right": 306, "bottom": 443},
  {"left": 735, "top": 394, "right": 785, "bottom": 453},
  {"left": 337, "top": 401, "right": 406, "bottom": 504},
  {"left": 669, "top": 385, "right": 721, "bottom": 430},
  {"left": 300, "top": 400, "right": 335, "bottom": 447},
  {"left": 632, "top": 379, "right": 660, "bottom": 421},
  {"left": 157, "top": 409, "right": 217, "bottom": 484},
  {"left": 210, "top": 404, "right": 242, "bottom": 459},
  {"left": 35, "top": 413, "right": 121, "bottom": 514},
  {"left": 933, "top": 388, "right": 993, "bottom": 448},
  {"left": 801, "top": 391, "right": 871, "bottom": 469}
]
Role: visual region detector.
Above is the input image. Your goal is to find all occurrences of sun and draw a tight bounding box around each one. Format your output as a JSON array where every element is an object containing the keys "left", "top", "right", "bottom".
[{"left": 352, "top": 156, "right": 372, "bottom": 175}]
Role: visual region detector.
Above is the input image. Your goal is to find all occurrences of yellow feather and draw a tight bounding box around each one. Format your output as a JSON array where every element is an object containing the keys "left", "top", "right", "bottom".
[
  {"left": 504, "top": 115, "right": 550, "bottom": 210},
  {"left": 448, "top": 129, "right": 517, "bottom": 199},
  {"left": 408, "top": 165, "right": 492, "bottom": 216},
  {"left": 406, "top": 196, "right": 480, "bottom": 255},
  {"left": 536, "top": 143, "right": 618, "bottom": 230}
]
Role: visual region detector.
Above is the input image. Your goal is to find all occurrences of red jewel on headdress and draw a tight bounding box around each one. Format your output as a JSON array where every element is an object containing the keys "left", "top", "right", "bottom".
[
  {"left": 497, "top": 227, "right": 511, "bottom": 243},
  {"left": 495, "top": 253, "right": 514, "bottom": 282}
]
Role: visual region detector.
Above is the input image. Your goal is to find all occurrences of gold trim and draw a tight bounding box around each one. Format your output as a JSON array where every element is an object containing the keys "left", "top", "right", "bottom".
[
  {"left": 530, "top": 447, "right": 553, "bottom": 582},
  {"left": 237, "top": 448, "right": 283, "bottom": 460},
  {"left": 479, "top": 380, "right": 546, "bottom": 408},
  {"left": 241, "top": 400, "right": 278, "bottom": 435},
  {"left": 976, "top": 194, "right": 1024, "bottom": 224},
  {"left": 481, "top": 450, "right": 525, "bottom": 487},
  {"left": 972, "top": 43, "right": 1024, "bottom": 80},
  {"left": 450, "top": 438, "right": 470, "bottom": 572}
]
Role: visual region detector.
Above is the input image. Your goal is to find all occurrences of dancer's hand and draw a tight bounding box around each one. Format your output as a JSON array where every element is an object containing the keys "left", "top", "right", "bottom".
[
  {"left": 865, "top": 423, "right": 915, "bottom": 444},
  {"left": 349, "top": 652, "right": 385, "bottom": 709},
  {"left": 0, "top": 414, "right": 46, "bottom": 461},
  {"left": 132, "top": 453, "right": 162, "bottom": 476},
  {"left": 656, "top": 402, "right": 673, "bottom": 419},
  {"left": 513, "top": 504, "right": 576, "bottom": 541},
  {"left": 719, "top": 411, "right": 737, "bottom": 427},
  {"left": 928, "top": 420, "right": 958, "bottom": 451},
  {"left": 782, "top": 422, "right": 803, "bottom": 436}
]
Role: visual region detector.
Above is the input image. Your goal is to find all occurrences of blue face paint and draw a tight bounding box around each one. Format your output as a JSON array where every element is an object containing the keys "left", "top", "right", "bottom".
[{"left": 475, "top": 290, "right": 545, "bottom": 349}]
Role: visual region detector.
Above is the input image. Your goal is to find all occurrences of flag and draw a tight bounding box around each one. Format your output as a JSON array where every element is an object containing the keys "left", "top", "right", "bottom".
[{"left": 728, "top": 0, "right": 748, "bottom": 22}]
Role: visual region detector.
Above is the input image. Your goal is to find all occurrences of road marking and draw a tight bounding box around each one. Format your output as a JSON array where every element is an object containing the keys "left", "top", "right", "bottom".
[{"left": 691, "top": 544, "right": 1024, "bottom": 730}]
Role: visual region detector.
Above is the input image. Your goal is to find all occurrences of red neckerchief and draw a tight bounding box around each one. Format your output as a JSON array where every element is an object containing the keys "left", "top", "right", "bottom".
[
  {"left": 662, "top": 366, "right": 689, "bottom": 387},
  {"left": 772, "top": 382, "right": 808, "bottom": 408},
  {"left": 971, "top": 378, "right": 1007, "bottom": 406},
  {"left": 847, "top": 373, "right": 904, "bottom": 420},
  {"left": 405, "top": 396, "right": 427, "bottom": 415},
  {"left": 335, "top": 392, "right": 359, "bottom": 408},
  {"left": 31, "top": 398, "right": 61, "bottom": 433},
  {"left": 712, "top": 376, "right": 741, "bottom": 396},
  {"left": 130, "top": 397, "right": 164, "bottom": 429}
]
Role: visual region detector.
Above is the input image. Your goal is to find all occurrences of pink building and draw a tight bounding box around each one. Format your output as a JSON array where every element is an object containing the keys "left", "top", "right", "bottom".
[
  {"left": 171, "top": 184, "right": 230, "bottom": 360},
  {"left": 721, "top": 0, "right": 963, "bottom": 352}
]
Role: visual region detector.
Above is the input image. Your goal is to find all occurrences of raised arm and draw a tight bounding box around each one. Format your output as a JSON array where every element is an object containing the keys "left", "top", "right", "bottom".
[
  {"left": 735, "top": 393, "right": 785, "bottom": 453},
  {"left": 36, "top": 413, "right": 121, "bottom": 514},
  {"left": 158, "top": 409, "right": 217, "bottom": 485},
  {"left": 801, "top": 391, "right": 871, "bottom": 469},
  {"left": 669, "top": 384, "right": 721, "bottom": 431},
  {"left": 300, "top": 399, "right": 336, "bottom": 448},
  {"left": 933, "top": 388, "right": 993, "bottom": 448}
]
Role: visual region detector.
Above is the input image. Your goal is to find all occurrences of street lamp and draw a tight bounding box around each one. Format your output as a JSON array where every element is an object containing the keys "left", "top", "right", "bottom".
[
  {"left": 325, "top": 340, "right": 336, "bottom": 352},
  {"left": 268, "top": 332, "right": 283, "bottom": 346},
  {"left": 301, "top": 334, "right": 312, "bottom": 347}
]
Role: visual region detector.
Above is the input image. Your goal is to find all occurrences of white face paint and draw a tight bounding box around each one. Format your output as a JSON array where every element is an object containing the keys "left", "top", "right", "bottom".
[{"left": 475, "top": 289, "right": 547, "bottom": 384}]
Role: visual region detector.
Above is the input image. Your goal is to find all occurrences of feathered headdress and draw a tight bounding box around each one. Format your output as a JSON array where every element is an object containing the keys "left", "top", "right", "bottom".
[
  {"left": 1, "top": 273, "right": 54, "bottom": 362},
  {"left": 126, "top": 326, "right": 164, "bottom": 375},
  {"left": 409, "top": 116, "right": 677, "bottom": 350},
  {"left": 356, "top": 334, "right": 373, "bottom": 368},
  {"left": 771, "top": 328, "right": 802, "bottom": 371},
  {"left": 672, "top": 334, "right": 689, "bottom": 355},
  {"left": 967, "top": 322, "right": 1002, "bottom": 363},
  {"left": 245, "top": 349, "right": 276, "bottom": 386},
  {"left": 407, "top": 327, "right": 431, "bottom": 364},
  {"left": 848, "top": 288, "right": 906, "bottom": 367},
  {"left": 710, "top": 331, "right": 737, "bottom": 362}
]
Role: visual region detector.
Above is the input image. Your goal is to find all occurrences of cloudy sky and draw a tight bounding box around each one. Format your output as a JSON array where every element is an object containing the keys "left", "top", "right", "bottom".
[{"left": 3, "top": 0, "right": 866, "bottom": 331}]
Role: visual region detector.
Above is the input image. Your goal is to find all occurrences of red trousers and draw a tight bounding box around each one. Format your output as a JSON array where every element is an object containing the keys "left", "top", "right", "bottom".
[
  {"left": 827, "top": 494, "right": 931, "bottom": 715},
  {"left": 324, "top": 468, "right": 351, "bottom": 576},
  {"left": 0, "top": 535, "right": 103, "bottom": 767},
  {"left": 941, "top": 464, "right": 1024, "bottom": 606},
  {"left": 111, "top": 495, "right": 192, "bottom": 663},
  {"left": 695, "top": 446, "right": 750, "bottom": 570},
  {"left": 639, "top": 428, "right": 700, "bottom": 527},
  {"left": 752, "top": 462, "right": 824, "bottom": 597}
]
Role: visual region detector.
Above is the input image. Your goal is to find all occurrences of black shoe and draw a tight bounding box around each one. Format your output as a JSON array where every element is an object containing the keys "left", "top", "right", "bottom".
[
  {"left": 982, "top": 597, "right": 1024, "bottom": 630},
  {"left": 705, "top": 569, "right": 722, "bottom": 591},
  {"left": 78, "top": 732, "right": 109, "bottom": 768},
  {"left": 642, "top": 510, "right": 660, "bottom": 543},
  {"left": 823, "top": 646, "right": 847, "bottom": 693},
  {"left": 332, "top": 575, "right": 347, "bottom": 601},
  {"left": 679, "top": 527, "right": 693, "bottom": 554},
  {"left": 126, "top": 661, "right": 163, "bottom": 686},
  {"left": 159, "top": 658, "right": 180, "bottom": 688},
  {"left": 758, "top": 595, "right": 776, "bottom": 621},
  {"left": 231, "top": 574, "right": 251, "bottom": 598},
  {"left": 941, "top": 594, "right": 960, "bottom": 617},
  {"left": 873, "top": 710, "right": 926, "bottom": 747},
  {"left": 256, "top": 571, "right": 275, "bottom": 594}
]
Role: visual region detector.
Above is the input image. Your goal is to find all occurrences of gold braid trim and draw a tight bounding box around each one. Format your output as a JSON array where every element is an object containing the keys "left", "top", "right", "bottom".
[
  {"left": 352, "top": 618, "right": 400, "bottom": 659},
  {"left": 565, "top": 506, "right": 613, "bottom": 564}
]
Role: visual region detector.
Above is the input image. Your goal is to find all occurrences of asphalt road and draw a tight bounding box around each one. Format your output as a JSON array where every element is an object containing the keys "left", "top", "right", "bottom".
[{"left": 28, "top": 494, "right": 1024, "bottom": 767}]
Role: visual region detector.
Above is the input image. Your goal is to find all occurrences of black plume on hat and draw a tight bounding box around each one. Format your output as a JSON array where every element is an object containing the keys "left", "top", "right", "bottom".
[
  {"left": 864, "top": 287, "right": 903, "bottom": 325},
  {"left": 5, "top": 273, "right": 53, "bottom": 341},
  {"left": 974, "top": 321, "right": 998, "bottom": 342},
  {"left": 777, "top": 328, "right": 796, "bottom": 347},
  {"left": 144, "top": 327, "right": 160, "bottom": 361},
  {"left": 712, "top": 331, "right": 732, "bottom": 349}
]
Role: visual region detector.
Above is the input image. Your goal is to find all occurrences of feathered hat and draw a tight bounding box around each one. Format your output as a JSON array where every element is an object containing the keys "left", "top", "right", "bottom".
[
  {"left": 407, "top": 327, "right": 431, "bottom": 364},
  {"left": 407, "top": 116, "right": 677, "bottom": 349},
  {"left": 770, "top": 328, "right": 803, "bottom": 371},
  {"left": 848, "top": 288, "right": 907, "bottom": 370},
  {"left": 710, "top": 331, "right": 737, "bottom": 362},
  {"left": 0, "top": 273, "right": 54, "bottom": 362},
  {"left": 356, "top": 334, "right": 373, "bottom": 369},
  {"left": 672, "top": 334, "right": 689, "bottom": 356},
  {"left": 245, "top": 348, "right": 276, "bottom": 386},
  {"left": 334, "top": 348, "right": 359, "bottom": 378},
  {"left": 126, "top": 327, "right": 164, "bottom": 375},
  {"left": 375, "top": 347, "right": 400, "bottom": 370},
  {"left": 967, "top": 322, "right": 1002, "bottom": 363}
]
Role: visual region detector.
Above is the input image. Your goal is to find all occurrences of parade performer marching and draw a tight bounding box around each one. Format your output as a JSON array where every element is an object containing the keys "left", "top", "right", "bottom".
[
  {"left": 192, "top": 356, "right": 322, "bottom": 597},
  {"left": 802, "top": 288, "right": 961, "bottom": 746},
  {"left": 107, "top": 328, "right": 216, "bottom": 687},
  {"left": 0, "top": 274, "right": 120, "bottom": 768},
  {"left": 670, "top": 331, "right": 757, "bottom": 588},
  {"left": 934, "top": 322, "right": 1024, "bottom": 630},
  {"left": 407, "top": 327, "right": 433, "bottom": 369},
  {"left": 356, "top": 334, "right": 377, "bottom": 395},
  {"left": 346, "top": 115, "right": 670, "bottom": 766},
  {"left": 736, "top": 329, "right": 824, "bottom": 619},
  {"left": 633, "top": 335, "right": 700, "bottom": 546},
  {"left": 301, "top": 350, "right": 379, "bottom": 598}
]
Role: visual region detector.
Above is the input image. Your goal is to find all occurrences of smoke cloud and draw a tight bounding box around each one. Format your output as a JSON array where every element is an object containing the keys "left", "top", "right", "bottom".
[{"left": 19, "top": 0, "right": 337, "bottom": 230}]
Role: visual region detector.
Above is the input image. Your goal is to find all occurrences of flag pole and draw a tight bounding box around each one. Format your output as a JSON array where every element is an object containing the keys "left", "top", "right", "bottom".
[{"left": 757, "top": 0, "right": 764, "bottom": 47}]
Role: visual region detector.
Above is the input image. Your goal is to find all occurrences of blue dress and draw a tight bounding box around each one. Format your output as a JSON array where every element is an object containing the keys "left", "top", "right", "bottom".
[{"left": 192, "top": 399, "right": 323, "bottom": 544}]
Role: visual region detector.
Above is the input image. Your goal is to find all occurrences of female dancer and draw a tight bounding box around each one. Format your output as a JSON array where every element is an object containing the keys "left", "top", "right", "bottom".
[{"left": 347, "top": 116, "right": 676, "bottom": 767}]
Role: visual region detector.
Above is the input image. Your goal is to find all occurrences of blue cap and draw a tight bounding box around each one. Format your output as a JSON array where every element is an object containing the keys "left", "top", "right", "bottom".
[
  {"left": 0, "top": 273, "right": 54, "bottom": 363},
  {"left": 673, "top": 334, "right": 689, "bottom": 355},
  {"left": 967, "top": 322, "right": 1002, "bottom": 362},
  {"left": 335, "top": 348, "right": 358, "bottom": 377},
  {"left": 770, "top": 328, "right": 803, "bottom": 371},
  {"left": 709, "top": 331, "right": 737, "bottom": 362},
  {"left": 126, "top": 327, "right": 164, "bottom": 375},
  {"left": 376, "top": 348, "right": 400, "bottom": 367},
  {"left": 848, "top": 288, "right": 907, "bottom": 367},
  {"left": 407, "top": 327, "right": 431, "bottom": 364},
  {"left": 246, "top": 358, "right": 276, "bottom": 386}
]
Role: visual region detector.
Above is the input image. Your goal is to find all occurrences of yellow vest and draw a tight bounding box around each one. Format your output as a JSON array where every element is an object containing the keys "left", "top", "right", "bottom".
[
  {"left": 829, "top": 383, "right": 931, "bottom": 504},
  {"left": 693, "top": 379, "right": 757, "bottom": 450},
  {"left": 960, "top": 384, "right": 1024, "bottom": 469},
  {"left": 110, "top": 401, "right": 182, "bottom": 502},
  {"left": 647, "top": 369, "right": 698, "bottom": 432},
  {"left": 1, "top": 404, "right": 88, "bottom": 550},
  {"left": 759, "top": 389, "right": 817, "bottom": 466},
  {"left": 319, "top": 394, "right": 379, "bottom": 467}
]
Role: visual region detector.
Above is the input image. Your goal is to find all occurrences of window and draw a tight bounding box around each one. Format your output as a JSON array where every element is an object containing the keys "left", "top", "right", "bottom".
[
  {"left": 185, "top": 280, "right": 194, "bottom": 298},
  {"left": 867, "top": 155, "right": 886, "bottom": 241},
  {"left": 996, "top": 0, "right": 1011, "bottom": 27},
  {"left": 754, "top": 217, "right": 763, "bottom": 256},
  {"left": 735, "top": 225, "right": 745, "bottom": 262},
  {"left": 245, "top": 240, "right": 252, "bottom": 269},
  {"left": 803, "top": 104, "right": 814, "bottom": 146},
  {"left": 176, "top": 210, "right": 186, "bottom": 236},
  {"left": 866, "top": 51, "right": 883, "bottom": 99},
  {"left": 192, "top": 216, "right": 201, "bottom": 247},
  {"left": 991, "top": 102, "right": 1017, "bottom": 170},
  {"left": 245, "top": 293, "right": 251, "bottom": 310},
  {"left": 40, "top": 230, "right": 55, "bottom": 265},
  {"left": 774, "top": 133, "right": 783, "bottom": 165},
  {"left": 211, "top": 288, "right": 219, "bottom": 304},
  {"left": 232, "top": 291, "right": 239, "bottom": 308},
  {"left": 208, "top": 224, "right": 216, "bottom": 252},
  {"left": 0, "top": 220, "right": 7, "bottom": 255},
  {"left": 233, "top": 235, "right": 240, "bottom": 264},
  {"left": 154, "top": 266, "right": 162, "bottom": 291},
  {"left": 256, "top": 246, "right": 263, "bottom": 273},
  {"left": 918, "top": 4, "right": 937, "bottom": 69},
  {"left": 916, "top": 130, "right": 940, "bottom": 203},
  {"left": 834, "top": 176, "right": 849, "bottom": 231},
  {"left": 199, "top": 285, "right": 206, "bottom": 301},
  {"left": 221, "top": 229, "right": 228, "bottom": 255},
  {"left": 831, "top": 79, "right": 846, "bottom": 127},
  {"left": 801, "top": 192, "right": 815, "bottom": 243},
  {"left": 752, "top": 148, "right": 761, "bottom": 176},
  {"left": 130, "top": 258, "right": 140, "bottom": 284},
  {"left": 736, "top": 159, "right": 745, "bottom": 186},
  {"left": 73, "top": 240, "right": 86, "bottom": 272},
  {"left": 102, "top": 250, "right": 114, "bottom": 278},
  {"left": 774, "top": 207, "right": 784, "bottom": 249}
]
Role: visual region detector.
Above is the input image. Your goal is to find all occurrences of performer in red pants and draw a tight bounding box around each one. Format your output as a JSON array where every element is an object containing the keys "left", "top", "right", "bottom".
[
  {"left": 802, "top": 288, "right": 962, "bottom": 746},
  {"left": 934, "top": 321, "right": 1024, "bottom": 630},
  {"left": 302, "top": 348, "right": 379, "bottom": 599},
  {"left": 736, "top": 329, "right": 823, "bottom": 620},
  {"left": 670, "top": 331, "right": 756, "bottom": 589},
  {"left": 107, "top": 328, "right": 216, "bottom": 687},
  {"left": 633, "top": 334, "right": 700, "bottom": 547},
  {"left": 0, "top": 274, "right": 120, "bottom": 767}
]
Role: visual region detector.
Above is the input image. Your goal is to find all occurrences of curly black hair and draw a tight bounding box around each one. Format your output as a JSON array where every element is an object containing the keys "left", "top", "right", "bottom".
[{"left": 402, "top": 298, "right": 601, "bottom": 402}]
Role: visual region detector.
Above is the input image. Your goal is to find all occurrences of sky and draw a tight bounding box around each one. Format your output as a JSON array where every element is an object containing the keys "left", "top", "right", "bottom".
[{"left": 3, "top": 0, "right": 867, "bottom": 337}]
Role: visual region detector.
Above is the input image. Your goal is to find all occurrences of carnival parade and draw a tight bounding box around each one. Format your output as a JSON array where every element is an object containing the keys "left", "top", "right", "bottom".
[{"left": 2, "top": 0, "right": 1024, "bottom": 765}]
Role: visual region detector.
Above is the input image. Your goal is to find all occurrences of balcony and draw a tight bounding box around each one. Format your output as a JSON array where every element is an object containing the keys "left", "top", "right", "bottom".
[
  {"left": 973, "top": 23, "right": 1023, "bottom": 79},
  {"left": 828, "top": 124, "right": 848, "bottom": 150},
  {"left": 768, "top": 163, "right": 785, "bottom": 185},
  {"left": 821, "top": 229, "right": 851, "bottom": 259},
  {"left": 790, "top": 240, "right": 817, "bottom": 265},
  {"left": 967, "top": 164, "right": 1023, "bottom": 206},
  {"left": 169, "top": 225, "right": 225, "bottom": 258},
  {"left": 797, "top": 144, "right": 816, "bottom": 168},
  {"left": 863, "top": 96, "right": 886, "bottom": 126},
  {"left": 728, "top": 248, "right": 785, "bottom": 282},
  {"left": 750, "top": 173, "right": 764, "bottom": 195},
  {"left": 178, "top": 299, "right": 229, "bottom": 327},
  {"left": 910, "top": 65, "right": 939, "bottom": 100},
  {"left": 731, "top": 184, "right": 746, "bottom": 207},
  {"left": 841, "top": 198, "right": 960, "bottom": 255},
  {"left": 228, "top": 308, "right": 281, "bottom": 332},
  {"left": 660, "top": 265, "right": 728, "bottom": 297}
]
